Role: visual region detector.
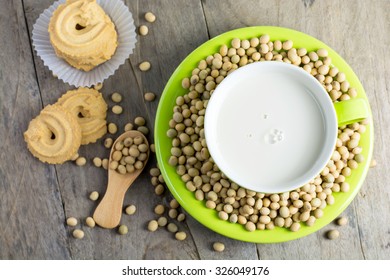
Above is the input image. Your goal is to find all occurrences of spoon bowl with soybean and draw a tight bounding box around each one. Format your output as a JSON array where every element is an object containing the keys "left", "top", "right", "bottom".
[{"left": 93, "top": 130, "right": 149, "bottom": 229}]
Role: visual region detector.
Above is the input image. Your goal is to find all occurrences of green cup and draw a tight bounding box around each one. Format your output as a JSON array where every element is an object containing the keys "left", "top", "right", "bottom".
[{"left": 204, "top": 61, "right": 370, "bottom": 194}]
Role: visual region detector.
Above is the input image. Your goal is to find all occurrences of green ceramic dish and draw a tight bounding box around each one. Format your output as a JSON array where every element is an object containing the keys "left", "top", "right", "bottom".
[{"left": 155, "top": 26, "right": 374, "bottom": 243}]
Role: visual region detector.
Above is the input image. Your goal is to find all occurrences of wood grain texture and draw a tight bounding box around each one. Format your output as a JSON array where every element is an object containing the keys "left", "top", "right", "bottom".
[
  {"left": 0, "top": 0, "right": 389, "bottom": 260},
  {"left": 201, "top": 0, "right": 389, "bottom": 259},
  {"left": 124, "top": 0, "right": 259, "bottom": 260},
  {"left": 22, "top": 0, "right": 208, "bottom": 260},
  {"left": 0, "top": 0, "right": 70, "bottom": 259},
  {"left": 186, "top": 215, "right": 259, "bottom": 259},
  {"left": 346, "top": 0, "right": 390, "bottom": 260}
]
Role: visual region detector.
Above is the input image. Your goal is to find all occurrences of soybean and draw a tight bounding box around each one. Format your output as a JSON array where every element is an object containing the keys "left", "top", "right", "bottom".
[
  {"left": 118, "top": 225, "right": 128, "bottom": 235},
  {"left": 134, "top": 117, "right": 146, "bottom": 126},
  {"left": 111, "top": 92, "right": 122, "bottom": 103},
  {"left": 327, "top": 229, "right": 340, "bottom": 240},
  {"left": 213, "top": 242, "right": 225, "bottom": 252},
  {"left": 148, "top": 220, "right": 158, "bottom": 232},
  {"left": 104, "top": 138, "right": 113, "bottom": 148},
  {"left": 139, "top": 25, "right": 148, "bottom": 36},
  {"left": 124, "top": 123, "right": 134, "bottom": 132},
  {"left": 157, "top": 216, "right": 168, "bottom": 227},
  {"left": 66, "top": 217, "right": 78, "bottom": 227},
  {"left": 145, "top": 12, "right": 156, "bottom": 23},
  {"left": 175, "top": 231, "right": 187, "bottom": 241},
  {"left": 139, "top": 61, "right": 151, "bottom": 71},
  {"left": 154, "top": 204, "right": 165, "bottom": 215},
  {"left": 92, "top": 157, "right": 102, "bottom": 167},
  {"left": 89, "top": 191, "right": 99, "bottom": 201},
  {"left": 177, "top": 213, "right": 186, "bottom": 222},
  {"left": 125, "top": 205, "right": 137, "bottom": 215},
  {"left": 112, "top": 105, "right": 123, "bottom": 115},
  {"left": 86, "top": 217, "right": 95, "bottom": 228},
  {"left": 72, "top": 229, "right": 84, "bottom": 239},
  {"left": 108, "top": 123, "right": 118, "bottom": 134},
  {"left": 167, "top": 223, "right": 178, "bottom": 233},
  {"left": 75, "top": 157, "right": 86, "bottom": 166},
  {"left": 144, "top": 92, "right": 156, "bottom": 101},
  {"left": 336, "top": 217, "right": 348, "bottom": 226},
  {"left": 94, "top": 83, "right": 103, "bottom": 90}
]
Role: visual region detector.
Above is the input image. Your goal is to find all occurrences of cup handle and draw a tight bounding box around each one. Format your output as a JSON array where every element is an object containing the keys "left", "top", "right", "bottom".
[{"left": 333, "top": 98, "right": 369, "bottom": 127}]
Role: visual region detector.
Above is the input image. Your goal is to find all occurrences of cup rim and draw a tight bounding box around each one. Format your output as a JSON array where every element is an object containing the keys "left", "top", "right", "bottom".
[{"left": 204, "top": 61, "right": 338, "bottom": 193}]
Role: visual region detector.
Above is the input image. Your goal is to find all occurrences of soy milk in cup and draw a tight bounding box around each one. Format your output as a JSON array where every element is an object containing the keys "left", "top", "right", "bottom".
[{"left": 204, "top": 62, "right": 368, "bottom": 193}]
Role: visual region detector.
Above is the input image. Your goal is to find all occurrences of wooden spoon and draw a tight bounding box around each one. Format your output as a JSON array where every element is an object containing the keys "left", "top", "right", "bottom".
[{"left": 93, "top": 130, "right": 149, "bottom": 229}]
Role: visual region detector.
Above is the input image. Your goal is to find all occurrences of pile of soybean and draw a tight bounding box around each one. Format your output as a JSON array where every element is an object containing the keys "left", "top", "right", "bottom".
[
  {"left": 167, "top": 35, "right": 368, "bottom": 232},
  {"left": 110, "top": 135, "right": 148, "bottom": 175}
]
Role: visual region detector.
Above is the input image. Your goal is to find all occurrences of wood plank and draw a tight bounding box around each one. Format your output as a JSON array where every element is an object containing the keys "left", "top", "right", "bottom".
[
  {"left": 186, "top": 215, "right": 259, "bottom": 259},
  {"left": 11, "top": 0, "right": 390, "bottom": 260},
  {"left": 0, "top": 0, "right": 70, "bottom": 259},
  {"left": 347, "top": 0, "right": 390, "bottom": 260},
  {"left": 22, "top": 0, "right": 210, "bottom": 259},
  {"left": 200, "top": 0, "right": 390, "bottom": 259},
  {"left": 257, "top": 205, "right": 364, "bottom": 259},
  {"left": 127, "top": 0, "right": 259, "bottom": 260}
]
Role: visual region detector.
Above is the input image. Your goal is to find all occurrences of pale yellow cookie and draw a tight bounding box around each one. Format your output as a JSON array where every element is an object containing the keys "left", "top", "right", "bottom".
[
  {"left": 24, "top": 105, "right": 82, "bottom": 164},
  {"left": 56, "top": 87, "right": 108, "bottom": 144},
  {"left": 48, "top": 0, "right": 118, "bottom": 71}
]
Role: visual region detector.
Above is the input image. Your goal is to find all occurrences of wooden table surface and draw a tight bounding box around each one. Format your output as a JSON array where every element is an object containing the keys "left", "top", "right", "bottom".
[{"left": 1, "top": 0, "right": 389, "bottom": 260}]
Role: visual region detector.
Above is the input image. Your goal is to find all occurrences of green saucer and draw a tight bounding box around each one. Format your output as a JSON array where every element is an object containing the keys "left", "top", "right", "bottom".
[{"left": 155, "top": 26, "right": 374, "bottom": 243}]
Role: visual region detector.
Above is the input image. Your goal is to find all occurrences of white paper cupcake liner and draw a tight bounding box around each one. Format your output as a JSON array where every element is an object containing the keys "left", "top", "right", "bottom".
[{"left": 32, "top": 0, "right": 137, "bottom": 87}]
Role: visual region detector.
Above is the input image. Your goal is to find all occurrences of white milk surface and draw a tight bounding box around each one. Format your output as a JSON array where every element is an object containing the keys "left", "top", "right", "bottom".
[{"left": 208, "top": 69, "right": 327, "bottom": 191}]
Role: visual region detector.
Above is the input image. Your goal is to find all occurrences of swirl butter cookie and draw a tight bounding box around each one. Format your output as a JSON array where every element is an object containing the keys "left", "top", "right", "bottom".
[
  {"left": 56, "top": 87, "right": 108, "bottom": 144},
  {"left": 24, "top": 105, "right": 82, "bottom": 164},
  {"left": 48, "top": 0, "right": 118, "bottom": 71}
]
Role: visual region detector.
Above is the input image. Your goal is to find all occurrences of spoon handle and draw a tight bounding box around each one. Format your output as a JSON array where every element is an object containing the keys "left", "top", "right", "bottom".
[{"left": 93, "top": 176, "right": 132, "bottom": 229}]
